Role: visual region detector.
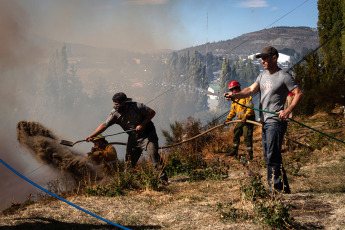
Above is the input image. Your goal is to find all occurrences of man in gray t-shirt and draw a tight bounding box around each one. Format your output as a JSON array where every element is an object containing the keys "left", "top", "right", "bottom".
[
  {"left": 224, "top": 46, "right": 304, "bottom": 193},
  {"left": 256, "top": 69, "right": 298, "bottom": 123},
  {"left": 86, "top": 92, "right": 168, "bottom": 184}
]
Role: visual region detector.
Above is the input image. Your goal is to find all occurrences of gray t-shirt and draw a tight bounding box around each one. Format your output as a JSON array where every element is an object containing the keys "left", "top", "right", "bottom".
[
  {"left": 105, "top": 102, "right": 154, "bottom": 132},
  {"left": 255, "top": 69, "right": 298, "bottom": 123},
  {"left": 105, "top": 102, "right": 157, "bottom": 150}
]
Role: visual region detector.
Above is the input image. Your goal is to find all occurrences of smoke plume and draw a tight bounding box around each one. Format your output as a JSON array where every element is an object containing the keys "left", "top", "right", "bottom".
[
  {"left": 16, "top": 121, "right": 98, "bottom": 181},
  {"left": 0, "top": 0, "right": 43, "bottom": 211}
]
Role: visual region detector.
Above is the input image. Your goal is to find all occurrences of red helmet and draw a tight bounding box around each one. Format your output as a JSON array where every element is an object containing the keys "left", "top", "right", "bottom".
[{"left": 228, "top": 80, "right": 240, "bottom": 90}]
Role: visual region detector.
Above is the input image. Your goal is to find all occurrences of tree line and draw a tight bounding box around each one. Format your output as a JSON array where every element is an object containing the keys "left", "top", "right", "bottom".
[{"left": 293, "top": 0, "right": 345, "bottom": 115}]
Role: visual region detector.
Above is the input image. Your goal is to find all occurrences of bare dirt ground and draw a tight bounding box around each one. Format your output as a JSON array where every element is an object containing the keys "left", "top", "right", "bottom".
[{"left": 1, "top": 118, "right": 345, "bottom": 230}]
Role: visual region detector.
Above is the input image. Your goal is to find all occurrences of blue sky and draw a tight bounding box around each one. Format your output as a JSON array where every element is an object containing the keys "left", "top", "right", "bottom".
[{"left": 20, "top": 0, "right": 318, "bottom": 51}]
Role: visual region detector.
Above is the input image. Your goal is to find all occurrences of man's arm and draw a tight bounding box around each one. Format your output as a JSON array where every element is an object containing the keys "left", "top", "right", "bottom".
[
  {"left": 86, "top": 123, "right": 108, "bottom": 141},
  {"left": 224, "top": 83, "right": 260, "bottom": 100},
  {"left": 136, "top": 108, "right": 155, "bottom": 131},
  {"left": 278, "top": 86, "right": 304, "bottom": 120}
]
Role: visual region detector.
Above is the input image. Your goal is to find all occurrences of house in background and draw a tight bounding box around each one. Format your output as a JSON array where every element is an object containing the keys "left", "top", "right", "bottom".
[{"left": 207, "top": 84, "right": 220, "bottom": 110}]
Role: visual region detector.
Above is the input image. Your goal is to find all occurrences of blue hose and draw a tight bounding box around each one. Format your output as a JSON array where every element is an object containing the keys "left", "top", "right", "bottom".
[{"left": 0, "top": 157, "right": 131, "bottom": 230}]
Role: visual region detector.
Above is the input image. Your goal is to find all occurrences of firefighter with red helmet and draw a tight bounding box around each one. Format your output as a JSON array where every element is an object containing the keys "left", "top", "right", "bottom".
[{"left": 224, "top": 80, "right": 255, "bottom": 159}]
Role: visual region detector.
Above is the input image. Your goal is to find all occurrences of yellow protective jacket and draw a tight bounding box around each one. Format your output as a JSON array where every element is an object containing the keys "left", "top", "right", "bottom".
[
  {"left": 226, "top": 97, "right": 255, "bottom": 120},
  {"left": 88, "top": 144, "right": 118, "bottom": 171}
]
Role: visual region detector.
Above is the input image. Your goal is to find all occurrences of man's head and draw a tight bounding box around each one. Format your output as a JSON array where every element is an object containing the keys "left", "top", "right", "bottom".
[
  {"left": 256, "top": 46, "right": 279, "bottom": 59},
  {"left": 112, "top": 92, "right": 132, "bottom": 112},
  {"left": 228, "top": 80, "right": 241, "bottom": 93},
  {"left": 112, "top": 92, "right": 132, "bottom": 104},
  {"left": 256, "top": 46, "right": 279, "bottom": 70}
]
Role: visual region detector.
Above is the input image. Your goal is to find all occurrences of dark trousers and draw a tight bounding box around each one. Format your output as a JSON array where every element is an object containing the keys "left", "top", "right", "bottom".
[
  {"left": 233, "top": 117, "right": 254, "bottom": 152},
  {"left": 126, "top": 135, "right": 167, "bottom": 180},
  {"left": 262, "top": 122, "right": 290, "bottom": 193}
]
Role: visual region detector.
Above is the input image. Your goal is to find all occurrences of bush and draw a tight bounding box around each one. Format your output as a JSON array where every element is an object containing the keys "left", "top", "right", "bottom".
[
  {"left": 188, "top": 155, "right": 229, "bottom": 181},
  {"left": 217, "top": 202, "right": 250, "bottom": 222},
  {"left": 85, "top": 161, "right": 161, "bottom": 197},
  {"left": 256, "top": 201, "right": 294, "bottom": 229},
  {"left": 218, "top": 154, "right": 295, "bottom": 229},
  {"left": 165, "top": 152, "right": 206, "bottom": 177},
  {"left": 135, "top": 163, "right": 160, "bottom": 190}
]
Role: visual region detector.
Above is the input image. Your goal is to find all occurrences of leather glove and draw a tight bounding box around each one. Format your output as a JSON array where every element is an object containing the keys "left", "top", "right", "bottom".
[{"left": 241, "top": 115, "right": 247, "bottom": 123}]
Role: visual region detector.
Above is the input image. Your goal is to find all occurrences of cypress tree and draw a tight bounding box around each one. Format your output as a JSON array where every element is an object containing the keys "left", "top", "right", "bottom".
[
  {"left": 317, "top": 0, "right": 344, "bottom": 81},
  {"left": 218, "top": 58, "right": 232, "bottom": 109},
  {"left": 317, "top": 0, "right": 345, "bottom": 107}
]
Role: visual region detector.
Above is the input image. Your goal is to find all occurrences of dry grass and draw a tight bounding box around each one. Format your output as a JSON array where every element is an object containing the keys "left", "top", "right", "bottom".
[{"left": 1, "top": 115, "right": 345, "bottom": 229}]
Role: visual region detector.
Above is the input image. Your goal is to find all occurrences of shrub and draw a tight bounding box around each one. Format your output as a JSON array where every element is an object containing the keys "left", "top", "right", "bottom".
[
  {"left": 86, "top": 167, "right": 139, "bottom": 197},
  {"left": 217, "top": 202, "right": 250, "bottom": 222},
  {"left": 255, "top": 201, "right": 294, "bottom": 229},
  {"left": 188, "top": 155, "right": 229, "bottom": 181},
  {"left": 218, "top": 153, "right": 295, "bottom": 229},
  {"left": 85, "top": 160, "right": 161, "bottom": 197},
  {"left": 135, "top": 163, "right": 160, "bottom": 190},
  {"left": 165, "top": 152, "right": 206, "bottom": 177},
  {"left": 164, "top": 151, "right": 188, "bottom": 177}
]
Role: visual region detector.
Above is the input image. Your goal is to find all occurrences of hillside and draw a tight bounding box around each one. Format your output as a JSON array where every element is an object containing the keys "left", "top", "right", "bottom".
[
  {"left": 1, "top": 113, "right": 344, "bottom": 229},
  {"left": 35, "top": 26, "right": 318, "bottom": 65},
  {"left": 180, "top": 26, "right": 319, "bottom": 58},
  {"left": 32, "top": 26, "right": 319, "bottom": 97}
]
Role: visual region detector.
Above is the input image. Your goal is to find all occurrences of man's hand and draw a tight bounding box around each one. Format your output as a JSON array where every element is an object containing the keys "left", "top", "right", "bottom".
[
  {"left": 86, "top": 136, "right": 93, "bottom": 142},
  {"left": 224, "top": 92, "right": 233, "bottom": 101},
  {"left": 278, "top": 110, "right": 291, "bottom": 120},
  {"left": 223, "top": 117, "right": 233, "bottom": 125},
  {"left": 136, "top": 125, "right": 143, "bottom": 131}
]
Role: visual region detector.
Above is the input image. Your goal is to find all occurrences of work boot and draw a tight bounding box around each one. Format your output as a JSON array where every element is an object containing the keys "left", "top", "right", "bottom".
[
  {"left": 248, "top": 151, "right": 253, "bottom": 160},
  {"left": 227, "top": 147, "right": 238, "bottom": 157},
  {"left": 245, "top": 147, "right": 253, "bottom": 160},
  {"left": 159, "top": 173, "right": 169, "bottom": 186}
]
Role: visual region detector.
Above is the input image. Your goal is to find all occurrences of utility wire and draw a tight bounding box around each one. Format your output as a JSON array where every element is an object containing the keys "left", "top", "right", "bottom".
[
  {"left": 200, "top": 23, "right": 345, "bottom": 130},
  {"left": 227, "top": 0, "right": 311, "bottom": 54},
  {"left": 146, "top": 0, "right": 311, "bottom": 129},
  {"left": 145, "top": 0, "right": 311, "bottom": 106},
  {"left": 286, "top": 23, "right": 345, "bottom": 73}
]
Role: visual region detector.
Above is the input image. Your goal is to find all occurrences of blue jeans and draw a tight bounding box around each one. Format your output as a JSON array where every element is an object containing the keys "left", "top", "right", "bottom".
[{"left": 262, "top": 122, "right": 290, "bottom": 193}]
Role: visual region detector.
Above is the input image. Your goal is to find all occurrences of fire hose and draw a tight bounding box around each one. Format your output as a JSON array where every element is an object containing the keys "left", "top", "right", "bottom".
[{"left": 231, "top": 100, "right": 345, "bottom": 145}]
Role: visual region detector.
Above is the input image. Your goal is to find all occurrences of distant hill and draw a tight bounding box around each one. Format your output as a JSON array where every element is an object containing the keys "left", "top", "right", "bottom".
[
  {"left": 33, "top": 26, "right": 319, "bottom": 64},
  {"left": 179, "top": 26, "right": 319, "bottom": 59}
]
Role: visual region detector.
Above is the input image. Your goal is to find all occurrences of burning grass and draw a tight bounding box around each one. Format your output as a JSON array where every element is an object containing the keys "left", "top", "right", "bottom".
[{"left": 16, "top": 121, "right": 99, "bottom": 182}]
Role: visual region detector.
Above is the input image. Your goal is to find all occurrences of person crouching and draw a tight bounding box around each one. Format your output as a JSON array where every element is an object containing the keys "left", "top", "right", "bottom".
[{"left": 87, "top": 134, "right": 118, "bottom": 174}]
